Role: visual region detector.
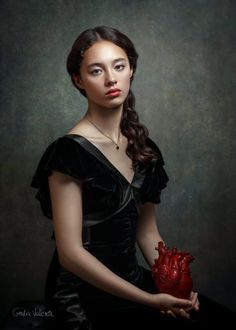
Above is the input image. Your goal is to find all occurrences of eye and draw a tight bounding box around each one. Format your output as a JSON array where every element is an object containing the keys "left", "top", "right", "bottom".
[
  {"left": 115, "top": 64, "right": 125, "bottom": 71},
  {"left": 90, "top": 68, "right": 102, "bottom": 76}
]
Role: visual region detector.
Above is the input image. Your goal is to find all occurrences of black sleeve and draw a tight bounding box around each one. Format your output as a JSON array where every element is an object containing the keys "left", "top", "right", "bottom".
[
  {"left": 139, "top": 137, "right": 169, "bottom": 204},
  {"left": 31, "top": 136, "right": 89, "bottom": 219}
]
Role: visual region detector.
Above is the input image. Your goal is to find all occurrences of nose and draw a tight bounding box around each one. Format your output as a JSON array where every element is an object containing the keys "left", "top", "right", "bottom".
[{"left": 105, "top": 70, "right": 117, "bottom": 86}]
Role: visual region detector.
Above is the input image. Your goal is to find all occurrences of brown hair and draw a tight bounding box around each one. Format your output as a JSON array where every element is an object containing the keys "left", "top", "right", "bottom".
[{"left": 67, "top": 26, "right": 157, "bottom": 169}]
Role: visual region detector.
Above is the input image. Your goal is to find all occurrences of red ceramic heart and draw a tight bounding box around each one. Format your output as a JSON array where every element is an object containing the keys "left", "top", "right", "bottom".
[{"left": 152, "top": 242, "right": 194, "bottom": 299}]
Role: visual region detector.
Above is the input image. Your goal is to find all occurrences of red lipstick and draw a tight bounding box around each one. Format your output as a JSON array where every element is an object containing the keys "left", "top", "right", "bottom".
[{"left": 105, "top": 88, "right": 121, "bottom": 97}]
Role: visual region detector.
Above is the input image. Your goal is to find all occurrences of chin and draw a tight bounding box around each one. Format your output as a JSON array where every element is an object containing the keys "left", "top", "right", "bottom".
[
  {"left": 107, "top": 102, "right": 124, "bottom": 110},
  {"left": 99, "top": 99, "right": 124, "bottom": 110}
]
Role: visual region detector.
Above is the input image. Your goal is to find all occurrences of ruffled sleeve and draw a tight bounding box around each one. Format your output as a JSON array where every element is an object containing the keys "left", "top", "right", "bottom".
[
  {"left": 31, "top": 136, "right": 90, "bottom": 219},
  {"left": 139, "top": 138, "right": 169, "bottom": 204}
]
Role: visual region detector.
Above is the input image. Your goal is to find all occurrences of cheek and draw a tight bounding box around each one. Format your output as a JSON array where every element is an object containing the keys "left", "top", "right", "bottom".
[
  {"left": 122, "top": 74, "right": 131, "bottom": 89},
  {"left": 84, "top": 80, "right": 105, "bottom": 101},
  {"left": 84, "top": 79, "right": 101, "bottom": 94}
]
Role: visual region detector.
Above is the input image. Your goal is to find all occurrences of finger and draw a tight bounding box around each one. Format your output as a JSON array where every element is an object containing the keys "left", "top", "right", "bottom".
[
  {"left": 167, "top": 310, "right": 176, "bottom": 318},
  {"left": 194, "top": 298, "right": 200, "bottom": 311},
  {"left": 172, "top": 307, "right": 190, "bottom": 319},
  {"left": 189, "top": 291, "right": 197, "bottom": 301},
  {"left": 160, "top": 310, "right": 176, "bottom": 318},
  {"left": 191, "top": 292, "right": 199, "bottom": 311},
  {"left": 179, "top": 308, "right": 190, "bottom": 319},
  {"left": 171, "top": 308, "right": 190, "bottom": 319},
  {"left": 190, "top": 292, "right": 198, "bottom": 301},
  {"left": 186, "top": 292, "right": 198, "bottom": 312},
  {"left": 173, "top": 298, "right": 192, "bottom": 309}
]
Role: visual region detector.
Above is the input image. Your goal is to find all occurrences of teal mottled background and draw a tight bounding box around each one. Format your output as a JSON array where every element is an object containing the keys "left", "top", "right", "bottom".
[{"left": 1, "top": 0, "right": 235, "bottom": 322}]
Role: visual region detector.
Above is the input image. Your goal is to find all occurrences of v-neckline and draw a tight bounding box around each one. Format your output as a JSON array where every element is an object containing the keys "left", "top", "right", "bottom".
[{"left": 64, "top": 133, "right": 137, "bottom": 185}]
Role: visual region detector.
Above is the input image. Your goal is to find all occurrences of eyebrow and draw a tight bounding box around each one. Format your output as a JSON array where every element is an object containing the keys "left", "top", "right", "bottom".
[{"left": 87, "top": 58, "right": 127, "bottom": 68}]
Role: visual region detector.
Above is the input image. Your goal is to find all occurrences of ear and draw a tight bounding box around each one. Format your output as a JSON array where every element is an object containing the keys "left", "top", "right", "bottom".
[
  {"left": 72, "top": 74, "right": 85, "bottom": 89},
  {"left": 129, "top": 68, "right": 133, "bottom": 79}
]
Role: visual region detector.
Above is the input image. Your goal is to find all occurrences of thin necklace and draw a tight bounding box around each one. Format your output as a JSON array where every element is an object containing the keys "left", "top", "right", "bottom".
[{"left": 86, "top": 117, "right": 121, "bottom": 150}]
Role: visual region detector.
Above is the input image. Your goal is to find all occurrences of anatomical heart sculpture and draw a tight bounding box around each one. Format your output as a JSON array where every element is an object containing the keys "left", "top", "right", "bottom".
[{"left": 152, "top": 242, "right": 194, "bottom": 299}]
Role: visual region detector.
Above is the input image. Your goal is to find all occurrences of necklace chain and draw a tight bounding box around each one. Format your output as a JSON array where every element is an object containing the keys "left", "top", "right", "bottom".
[{"left": 86, "top": 117, "right": 121, "bottom": 150}]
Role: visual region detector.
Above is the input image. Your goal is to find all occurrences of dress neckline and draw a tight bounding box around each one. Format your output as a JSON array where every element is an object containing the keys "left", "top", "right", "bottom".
[{"left": 64, "top": 133, "right": 137, "bottom": 186}]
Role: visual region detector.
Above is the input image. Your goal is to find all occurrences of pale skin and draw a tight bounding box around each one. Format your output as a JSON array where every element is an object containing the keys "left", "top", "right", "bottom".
[{"left": 49, "top": 40, "right": 200, "bottom": 319}]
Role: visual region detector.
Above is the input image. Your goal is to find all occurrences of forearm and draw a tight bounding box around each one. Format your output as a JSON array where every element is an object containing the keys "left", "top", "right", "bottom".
[
  {"left": 59, "top": 246, "right": 153, "bottom": 307},
  {"left": 137, "top": 232, "right": 164, "bottom": 268},
  {"left": 136, "top": 203, "right": 165, "bottom": 268},
  {"left": 60, "top": 246, "right": 193, "bottom": 317}
]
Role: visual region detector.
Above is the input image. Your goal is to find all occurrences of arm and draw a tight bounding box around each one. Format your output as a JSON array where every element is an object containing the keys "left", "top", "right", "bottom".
[
  {"left": 48, "top": 171, "right": 193, "bottom": 314},
  {"left": 136, "top": 202, "right": 200, "bottom": 315},
  {"left": 136, "top": 202, "right": 164, "bottom": 268}
]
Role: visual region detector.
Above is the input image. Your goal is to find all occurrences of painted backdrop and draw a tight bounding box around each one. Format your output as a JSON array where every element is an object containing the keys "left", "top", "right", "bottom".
[{"left": 1, "top": 0, "right": 235, "bottom": 323}]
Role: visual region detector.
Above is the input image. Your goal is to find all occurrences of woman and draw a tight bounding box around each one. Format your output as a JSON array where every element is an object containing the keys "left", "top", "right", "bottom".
[{"left": 31, "top": 26, "right": 234, "bottom": 329}]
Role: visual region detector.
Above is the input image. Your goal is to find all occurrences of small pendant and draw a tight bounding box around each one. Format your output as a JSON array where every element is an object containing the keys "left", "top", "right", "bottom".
[{"left": 116, "top": 145, "right": 119, "bottom": 150}]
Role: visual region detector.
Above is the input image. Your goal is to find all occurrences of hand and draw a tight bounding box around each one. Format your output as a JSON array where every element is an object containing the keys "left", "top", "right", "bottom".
[
  {"left": 151, "top": 293, "right": 193, "bottom": 319},
  {"left": 161, "top": 291, "right": 200, "bottom": 319}
]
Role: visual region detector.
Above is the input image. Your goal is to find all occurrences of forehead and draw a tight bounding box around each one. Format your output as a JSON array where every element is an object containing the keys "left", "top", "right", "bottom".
[{"left": 82, "top": 40, "right": 128, "bottom": 64}]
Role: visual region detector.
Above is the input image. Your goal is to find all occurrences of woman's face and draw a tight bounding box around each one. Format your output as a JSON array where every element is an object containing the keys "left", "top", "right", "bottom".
[{"left": 74, "top": 40, "right": 133, "bottom": 109}]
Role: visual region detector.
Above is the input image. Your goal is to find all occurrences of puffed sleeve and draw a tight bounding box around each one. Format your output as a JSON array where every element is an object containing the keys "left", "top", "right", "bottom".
[
  {"left": 139, "top": 137, "right": 169, "bottom": 204},
  {"left": 31, "top": 136, "right": 90, "bottom": 219}
]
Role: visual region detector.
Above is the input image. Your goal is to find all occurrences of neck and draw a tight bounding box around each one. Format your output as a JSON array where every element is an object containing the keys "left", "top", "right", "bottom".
[{"left": 85, "top": 103, "right": 123, "bottom": 140}]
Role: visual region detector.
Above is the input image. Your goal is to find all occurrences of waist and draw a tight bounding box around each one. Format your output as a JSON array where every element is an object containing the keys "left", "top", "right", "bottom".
[{"left": 83, "top": 208, "right": 137, "bottom": 245}]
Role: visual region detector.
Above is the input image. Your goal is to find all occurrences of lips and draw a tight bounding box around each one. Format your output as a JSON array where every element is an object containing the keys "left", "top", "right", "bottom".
[{"left": 105, "top": 88, "right": 121, "bottom": 96}]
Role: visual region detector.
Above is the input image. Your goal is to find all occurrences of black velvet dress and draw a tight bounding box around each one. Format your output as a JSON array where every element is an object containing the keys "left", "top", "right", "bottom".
[{"left": 31, "top": 134, "right": 235, "bottom": 330}]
